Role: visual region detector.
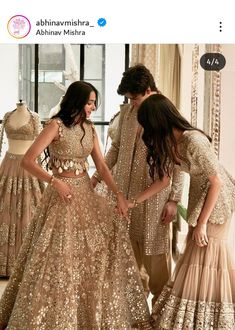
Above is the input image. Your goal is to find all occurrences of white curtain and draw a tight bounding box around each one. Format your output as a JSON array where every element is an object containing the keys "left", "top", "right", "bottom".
[{"left": 131, "top": 44, "right": 181, "bottom": 108}]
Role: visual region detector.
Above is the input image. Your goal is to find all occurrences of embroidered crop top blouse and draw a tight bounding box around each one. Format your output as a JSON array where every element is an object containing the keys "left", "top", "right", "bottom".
[
  {"left": 178, "top": 130, "right": 235, "bottom": 226},
  {"left": 48, "top": 118, "right": 94, "bottom": 175},
  {"left": 3, "top": 111, "right": 40, "bottom": 141}
]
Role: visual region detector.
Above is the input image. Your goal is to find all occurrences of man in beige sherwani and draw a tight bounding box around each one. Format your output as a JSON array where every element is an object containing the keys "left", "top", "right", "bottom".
[{"left": 91, "top": 64, "right": 184, "bottom": 306}]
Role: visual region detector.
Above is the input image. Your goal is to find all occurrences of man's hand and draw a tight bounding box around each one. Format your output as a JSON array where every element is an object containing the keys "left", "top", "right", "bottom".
[{"left": 161, "top": 200, "right": 178, "bottom": 224}]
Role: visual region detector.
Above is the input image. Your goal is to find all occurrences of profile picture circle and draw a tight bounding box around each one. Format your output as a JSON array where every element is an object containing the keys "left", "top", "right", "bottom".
[{"left": 7, "top": 15, "right": 31, "bottom": 39}]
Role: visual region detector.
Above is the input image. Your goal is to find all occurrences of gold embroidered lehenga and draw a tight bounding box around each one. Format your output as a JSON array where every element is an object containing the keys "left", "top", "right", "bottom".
[
  {"left": 0, "top": 111, "right": 45, "bottom": 276},
  {"left": 0, "top": 119, "right": 152, "bottom": 330},
  {"left": 152, "top": 130, "right": 235, "bottom": 329}
]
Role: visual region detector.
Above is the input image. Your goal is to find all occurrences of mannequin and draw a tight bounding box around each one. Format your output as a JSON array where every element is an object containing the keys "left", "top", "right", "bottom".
[
  {"left": 0, "top": 100, "right": 45, "bottom": 277},
  {"left": 7, "top": 100, "right": 34, "bottom": 154}
]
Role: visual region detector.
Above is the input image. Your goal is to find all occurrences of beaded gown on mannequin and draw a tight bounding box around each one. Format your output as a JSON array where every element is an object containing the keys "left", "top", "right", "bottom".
[
  {"left": 0, "top": 118, "right": 152, "bottom": 330},
  {"left": 0, "top": 107, "right": 45, "bottom": 277}
]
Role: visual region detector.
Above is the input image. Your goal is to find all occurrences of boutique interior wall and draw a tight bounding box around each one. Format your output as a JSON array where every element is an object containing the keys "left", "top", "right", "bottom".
[{"left": 179, "top": 44, "right": 235, "bottom": 178}]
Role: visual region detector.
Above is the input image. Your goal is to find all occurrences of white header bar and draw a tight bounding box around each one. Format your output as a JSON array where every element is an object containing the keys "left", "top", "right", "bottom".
[{"left": 0, "top": 0, "right": 234, "bottom": 43}]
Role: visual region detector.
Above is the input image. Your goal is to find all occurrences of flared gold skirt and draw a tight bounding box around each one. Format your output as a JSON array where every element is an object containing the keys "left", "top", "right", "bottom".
[
  {"left": 0, "top": 174, "right": 152, "bottom": 329},
  {"left": 0, "top": 152, "right": 45, "bottom": 276}
]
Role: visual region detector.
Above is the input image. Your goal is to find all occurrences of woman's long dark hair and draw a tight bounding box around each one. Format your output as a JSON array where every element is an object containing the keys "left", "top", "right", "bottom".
[
  {"left": 43, "top": 81, "right": 99, "bottom": 168},
  {"left": 52, "top": 81, "right": 99, "bottom": 127},
  {"left": 137, "top": 94, "right": 211, "bottom": 180}
]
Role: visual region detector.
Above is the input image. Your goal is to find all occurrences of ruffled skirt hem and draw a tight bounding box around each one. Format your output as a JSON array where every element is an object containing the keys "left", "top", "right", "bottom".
[
  {"left": 152, "top": 219, "right": 235, "bottom": 329},
  {"left": 152, "top": 287, "right": 235, "bottom": 329}
]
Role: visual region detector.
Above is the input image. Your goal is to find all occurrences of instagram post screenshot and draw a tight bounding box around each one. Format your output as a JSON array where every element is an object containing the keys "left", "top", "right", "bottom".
[{"left": 0, "top": 1, "right": 234, "bottom": 329}]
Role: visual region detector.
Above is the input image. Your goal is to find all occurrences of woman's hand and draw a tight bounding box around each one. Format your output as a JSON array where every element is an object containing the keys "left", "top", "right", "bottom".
[
  {"left": 192, "top": 223, "right": 208, "bottom": 247},
  {"left": 52, "top": 178, "right": 73, "bottom": 202},
  {"left": 91, "top": 176, "right": 99, "bottom": 188},
  {"left": 161, "top": 200, "right": 177, "bottom": 224},
  {"left": 127, "top": 200, "right": 135, "bottom": 208},
  {"left": 116, "top": 193, "right": 129, "bottom": 220}
]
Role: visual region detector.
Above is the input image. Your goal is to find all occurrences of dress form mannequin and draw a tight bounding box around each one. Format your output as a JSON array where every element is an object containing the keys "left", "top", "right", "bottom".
[
  {"left": 0, "top": 100, "right": 45, "bottom": 277},
  {"left": 7, "top": 100, "right": 34, "bottom": 154}
]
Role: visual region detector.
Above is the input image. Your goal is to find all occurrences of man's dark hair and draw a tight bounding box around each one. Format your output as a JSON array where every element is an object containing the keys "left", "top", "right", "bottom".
[{"left": 117, "top": 64, "right": 160, "bottom": 96}]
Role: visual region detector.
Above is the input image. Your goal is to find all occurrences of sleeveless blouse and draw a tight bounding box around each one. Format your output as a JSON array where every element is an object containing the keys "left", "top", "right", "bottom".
[{"left": 48, "top": 119, "right": 94, "bottom": 175}]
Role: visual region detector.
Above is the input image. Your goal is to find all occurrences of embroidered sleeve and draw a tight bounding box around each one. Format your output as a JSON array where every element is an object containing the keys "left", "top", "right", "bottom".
[
  {"left": 107, "top": 111, "right": 120, "bottom": 141},
  {"left": 187, "top": 132, "right": 219, "bottom": 177},
  {"left": 169, "top": 166, "right": 184, "bottom": 202}
]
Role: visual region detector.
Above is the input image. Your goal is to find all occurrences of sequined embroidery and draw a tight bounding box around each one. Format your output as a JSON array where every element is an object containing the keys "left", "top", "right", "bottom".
[
  {"left": 48, "top": 119, "right": 93, "bottom": 175},
  {"left": 93, "top": 104, "right": 184, "bottom": 255},
  {"left": 0, "top": 174, "right": 153, "bottom": 329},
  {"left": 3, "top": 111, "right": 40, "bottom": 141},
  {"left": 0, "top": 152, "right": 45, "bottom": 276},
  {"left": 178, "top": 130, "right": 235, "bottom": 226},
  {"left": 152, "top": 287, "right": 235, "bottom": 329}
]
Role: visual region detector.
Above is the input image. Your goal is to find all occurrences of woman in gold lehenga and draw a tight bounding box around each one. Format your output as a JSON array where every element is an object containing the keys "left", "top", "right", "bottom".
[
  {"left": 128, "top": 94, "right": 235, "bottom": 329},
  {"left": 0, "top": 81, "right": 152, "bottom": 330}
]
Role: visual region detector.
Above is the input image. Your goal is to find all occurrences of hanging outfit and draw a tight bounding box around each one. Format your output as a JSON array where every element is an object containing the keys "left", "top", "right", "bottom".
[
  {"left": 0, "top": 118, "right": 152, "bottom": 330},
  {"left": 0, "top": 110, "right": 45, "bottom": 277},
  {"left": 152, "top": 130, "right": 235, "bottom": 329}
]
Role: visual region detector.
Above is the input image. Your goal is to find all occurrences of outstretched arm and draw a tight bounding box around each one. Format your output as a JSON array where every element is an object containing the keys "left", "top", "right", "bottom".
[
  {"left": 128, "top": 175, "right": 171, "bottom": 207},
  {"left": 161, "top": 167, "right": 185, "bottom": 224}
]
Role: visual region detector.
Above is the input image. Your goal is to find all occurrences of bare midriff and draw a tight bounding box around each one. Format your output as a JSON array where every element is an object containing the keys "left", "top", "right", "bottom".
[
  {"left": 51, "top": 167, "right": 87, "bottom": 179},
  {"left": 8, "top": 139, "right": 34, "bottom": 155}
]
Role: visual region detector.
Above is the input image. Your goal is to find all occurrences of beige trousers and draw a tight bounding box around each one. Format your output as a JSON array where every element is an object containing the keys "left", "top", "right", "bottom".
[{"left": 131, "top": 240, "right": 171, "bottom": 307}]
